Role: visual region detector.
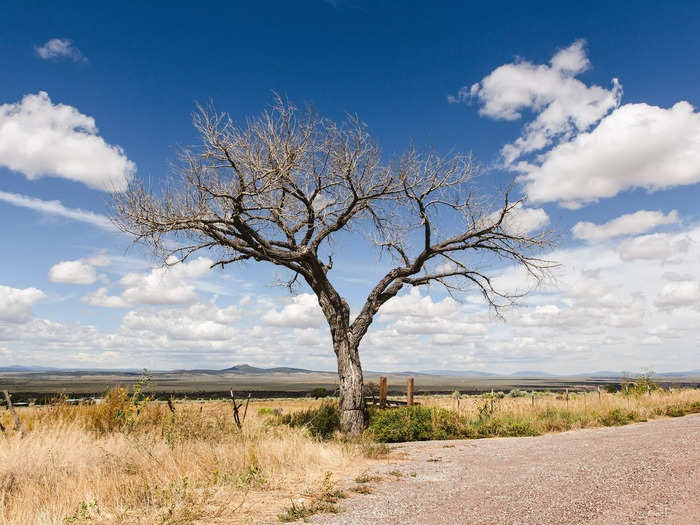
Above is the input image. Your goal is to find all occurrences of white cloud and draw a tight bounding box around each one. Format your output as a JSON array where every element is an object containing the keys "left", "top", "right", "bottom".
[
  {"left": 35, "top": 38, "right": 86, "bottom": 62},
  {"left": 119, "top": 257, "right": 213, "bottom": 305},
  {"left": 618, "top": 233, "right": 688, "bottom": 261},
  {"left": 0, "top": 190, "right": 113, "bottom": 230},
  {"left": 573, "top": 210, "right": 679, "bottom": 242},
  {"left": 457, "top": 40, "right": 621, "bottom": 164},
  {"left": 122, "top": 302, "right": 241, "bottom": 341},
  {"left": 518, "top": 101, "right": 700, "bottom": 207},
  {"left": 655, "top": 281, "right": 700, "bottom": 309},
  {"left": 49, "top": 260, "right": 97, "bottom": 285},
  {"left": 378, "top": 287, "right": 461, "bottom": 320},
  {"left": 0, "top": 92, "right": 135, "bottom": 191},
  {"left": 261, "top": 293, "right": 325, "bottom": 328},
  {"left": 0, "top": 285, "right": 46, "bottom": 323},
  {"left": 82, "top": 287, "right": 129, "bottom": 308},
  {"left": 500, "top": 203, "right": 550, "bottom": 235},
  {"left": 49, "top": 256, "right": 111, "bottom": 285}
]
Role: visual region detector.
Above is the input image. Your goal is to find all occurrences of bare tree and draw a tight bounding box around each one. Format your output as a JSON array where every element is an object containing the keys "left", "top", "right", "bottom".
[{"left": 112, "top": 98, "right": 554, "bottom": 435}]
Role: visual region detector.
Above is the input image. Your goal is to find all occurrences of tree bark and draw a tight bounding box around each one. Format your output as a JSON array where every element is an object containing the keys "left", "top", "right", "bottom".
[{"left": 333, "top": 334, "right": 365, "bottom": 436}]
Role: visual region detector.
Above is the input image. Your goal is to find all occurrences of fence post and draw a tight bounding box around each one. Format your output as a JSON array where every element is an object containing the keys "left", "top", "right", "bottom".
[
  {"left": 2, "top": 390, "right": 24, "bottom": 437},
  {"left": 407, "top": 377, "right": 414, "bottom": 406},
  {"left": 565, "top": 388, "right": 569, "bottom": 410},
  {"left": 531, "top": 392, "right": 535, "bottom": 407},
  {"left": 597, "top": 385, "right": 601, "bottom": 401},
  {"left": 379, "top": 377, "right": 387, "bottom": 409}
]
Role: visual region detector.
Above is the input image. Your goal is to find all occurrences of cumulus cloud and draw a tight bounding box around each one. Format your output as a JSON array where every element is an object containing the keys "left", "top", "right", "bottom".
[
  {"left": 461, "top": 42, "right": 700, "bottom": 208},
  {"left": 455, "top": 40, "right": 621, "bottom": 164},
  {"left": 0, "top": 285, "right": 46, "bottom": 323},
  {"left": 573, "top": 210, "right": 679, "bottom": 242},
  {"left": 261, "top": 293, "right": 325, "bottom": 328},
  {"left": 49, "top": 256, "right": 111, "bottom": 285},
  {"left": 35, "top": 38, "right": 86, "bottom": 62},
  {"left": 119, "top": 257, "right": 213, "bottom": 305},
  {"left": 618, "top": 233, "right": 689, "bottom": 261},
  {"left": 82, "top": 287, "right": 129, "bottom": 308},
  {"left": 82, "top": 256, "right": 214, "bottom": 307},
  {"left": 0, "top": 190, "right": 113, "bottom": 230},
  {"left": 0, "top": 92, "right": 135, "bottom": 191},
  {"left": 655, "top": 281, "right": 700, "bottom": 309},
  {"left": 379, "top": 287, "right": 461, "bottom": 320},
  {"left": 123, "top": 302, "right": 241, "bottom": 341},
  {"left": 518, "top": 102, "right": 700, "bottom": 207}
]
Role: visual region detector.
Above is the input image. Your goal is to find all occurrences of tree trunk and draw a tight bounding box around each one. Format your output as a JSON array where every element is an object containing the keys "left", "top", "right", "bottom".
[{"left": 334, "top": 335, "right": 365, "bottom": 436}]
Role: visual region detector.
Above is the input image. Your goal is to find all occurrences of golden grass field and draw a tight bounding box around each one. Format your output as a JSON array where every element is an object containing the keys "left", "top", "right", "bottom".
[{"left": 1, "top": 387, "right": 699, "bottom": 524}]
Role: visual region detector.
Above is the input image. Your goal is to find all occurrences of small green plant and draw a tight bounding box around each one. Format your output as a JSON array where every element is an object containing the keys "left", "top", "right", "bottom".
[
  {"left": 278, "top": 472, "right": 345, "bottom": 522},
  {"left": 508, "top": 388, "right": 528, "bottom": 398},
  {"left": 600, "top": 408, "right": 637, "bottom": 426},
  {"left": 605, "top": 384, "right": 619, "bottom": 393},
  {"left": 309, "top": 387, "right": 330, "bottom": 399},
  {"left": 351, "top": 485, "right": 372, "bottom": 494},
  {"left": 257, "top": 407, "right": 282, "bottom": 416},
  {"left": 276, "top": 401, "right": 340, "bottom": 440},
  {"left": 388, "top": 470, "right": 403, "bottom": 477},
  {"left": 354, "top": 472, "right": 382, "bottom": 483},
  {"left": 63, "top": 500, "right": 100, "bottom": 523}
]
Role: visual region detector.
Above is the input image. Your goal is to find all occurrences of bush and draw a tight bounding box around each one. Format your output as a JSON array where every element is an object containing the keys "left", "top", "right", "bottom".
[
  {"left": 600, "top": 408, "right": 637, "bottom": 426},
  {"left": 474, "top": 417, "right": 539, "bottom": 438},
  {"left": 276, "top": 401, "right": 340, "bottom": 440},
  {"left": 604, "top": 384, "right": 619, "bottom": 393},
  {"left": 365, "top": 406, "right": 472, "bottom": 442},
  {"left": 309, "top": 387, "right": 331, "bottom": 399},
  {"left": 508, "top": 389, "right": 528, "bottom": 398}
]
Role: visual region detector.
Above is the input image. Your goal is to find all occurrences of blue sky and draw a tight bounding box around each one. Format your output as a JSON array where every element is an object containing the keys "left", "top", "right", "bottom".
[{"left": 1, "top": 1, "right": 699, "bottom": 373}]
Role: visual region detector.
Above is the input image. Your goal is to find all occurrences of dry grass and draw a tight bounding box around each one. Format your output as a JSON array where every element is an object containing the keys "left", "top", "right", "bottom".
[
  {"left": 419, "top": 388, "right": 700, "bottom": 433},
  {"left": 1, "top": 386, "right": 698, "bottom": 524},
  {"left": 0, "top": 396, "right": 381, "bottom": 524}
]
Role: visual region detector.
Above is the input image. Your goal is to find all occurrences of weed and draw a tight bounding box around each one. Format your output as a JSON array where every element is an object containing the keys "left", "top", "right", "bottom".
[
  {"left": 600, "top": 408, "right": 637, "bottom": 426},
  {"left": 354, "top": 472, "right": 382, "bottom": 483},
  {"left": 276, "top": 401, "right": 340, "bottom": 440},
  {"left": 351, "top": 485, "right": 373, "bottom": 494}
]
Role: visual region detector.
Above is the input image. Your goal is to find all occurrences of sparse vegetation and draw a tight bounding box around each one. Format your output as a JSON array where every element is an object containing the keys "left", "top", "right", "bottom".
[{"left": 1, "top": 380, "right": 698, "bottom": 524}]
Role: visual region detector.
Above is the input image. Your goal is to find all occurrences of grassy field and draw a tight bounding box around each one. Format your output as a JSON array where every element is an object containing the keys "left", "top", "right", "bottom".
[{"left": 1, "top": 386, "right": 699, "bottom": 524}]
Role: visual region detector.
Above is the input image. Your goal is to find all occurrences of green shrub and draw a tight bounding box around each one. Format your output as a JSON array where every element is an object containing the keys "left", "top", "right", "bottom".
[
  {"left": 507, "top": 389, "right": 528, "bottom": 398},
  {"left": 309, "top": 387, "right": 330, "bottom": 399},
  {"left": 604, "top": 384, "right": 619, "bottom": 393},
  {"left": 257, "top": 407, "right": 282, "bottom": 416},
  {"left": 473, "top": 417, "right": 539, "bottom": 438},
  {"left": 276, "top": 401, "right": 340, "bottom": 440},
  {"left": 365, "top": 406, "right": 436, "bottom": 442},
  {"left": 665, "top": 406, "right": 686, "bottom": 417},
  {"left": 600, "top": 408, "right": 637, "bottom": 426}
]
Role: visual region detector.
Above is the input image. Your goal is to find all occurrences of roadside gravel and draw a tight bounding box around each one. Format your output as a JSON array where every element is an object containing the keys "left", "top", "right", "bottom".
[{"left": 309, "top": 414, "right": 700, "bottom": 524}]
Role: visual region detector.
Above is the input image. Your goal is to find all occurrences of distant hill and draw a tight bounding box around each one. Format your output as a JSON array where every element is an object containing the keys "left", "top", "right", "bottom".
[
  {"left": 1, "top": 364, "right": 698, "bottom": 378},
  {"left": 415, "top": 370, "right": 498, "bottom": 377},
  {"left": 509, "top": 370, "right": 556, "bottom": 377},
  {"left": 219, "top": 364, "right": 325, "bottom": 374},
  {"left": 0, "top": 365, "right": 61, "bottom": 373}
]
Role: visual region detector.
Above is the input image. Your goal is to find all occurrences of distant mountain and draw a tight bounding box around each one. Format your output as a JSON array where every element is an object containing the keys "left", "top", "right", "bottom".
[
  {"left": 572, "top": 371, "right": 623, "bottom": 378},
  {"left": 220, "top": 364, "right": 325, "bottom": 374},
  {"left": 509, "top": 370, "right": 556, "bottom": 377},
  {"left": 0, "top": 365, "right": 61, "bottom": 373},
  {"left": 418, "top": 370, "right": 499, "bottom": 377}
]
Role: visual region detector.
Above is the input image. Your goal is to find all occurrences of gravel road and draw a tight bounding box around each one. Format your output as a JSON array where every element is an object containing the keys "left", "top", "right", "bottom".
[{"left": 311, "top": 415, "right": 700, "bottom": 525}]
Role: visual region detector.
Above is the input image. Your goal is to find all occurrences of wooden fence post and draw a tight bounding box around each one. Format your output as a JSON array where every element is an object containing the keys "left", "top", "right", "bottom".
[
  {"left": 531, "top": 393, "right": 535, "bottom": 407},
  {"left": 407, "top": 377, "right": 414, "bottom": 407},
  {"left": 2, "top": 390, "right": 24, "bottom": 437},
  {"left": 379, "top": 377, "right": 387, "bottom": 409},
  {"left": 597, "top": 385, "right": 601, "bottom": 401},
  {"left": 565, "top": 388, "right": 569, "bottom": 410}
]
